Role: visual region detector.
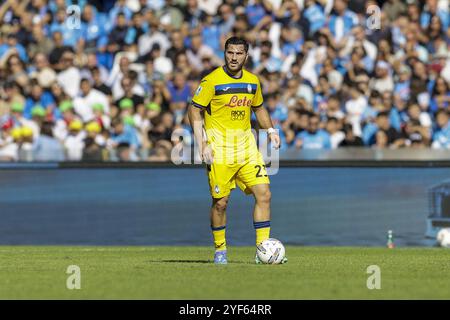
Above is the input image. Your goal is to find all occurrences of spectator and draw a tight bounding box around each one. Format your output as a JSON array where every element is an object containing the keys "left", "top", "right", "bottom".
[
  {"left": 406, "top": 103, "right": 432, "bottom": 133},
  {"left": 186, "top": 33, "right": 219, "bottom": 75},
  {"left": 430, "top": 76, "right": 450, "bottom": 114},
  {"left": 295, "top": 114, "right": 331, "bottom": 149},
  {"left": 54, "top": 100, "right": 79, "bottom": 141},
  {"left": 148, "top": 42, "right": 174, "bottom": 76},
  {"left": 81, "top": 4, "right": 108, "bottom": 54},
  {"left": 370, "top": 60, "right": 394, "bottom": 93},
  {"left": 408, "top": 132, "right": 426, "bottom": 148},
  {"left": 341, "top": 25, "right": 378, "bottom": 64},
  {"left": 382, "top": 0, "right": 407, "bottom": 22},
  {"left": 109, "top": 0, "right": 133, "bottom": 27},
  {"left": 326, "top": 117, "right": 345, "bottom": 149},
  {"left": 394, "top": 65, "right": 412, "bottom": 102},
  {"left": 4, "top": 54, "right": 29, "bottom": 90},
  {"left": 148, "top": 139, "right": 172, "bottom": 161},
  {"left": 420, "top": 0, "right": 449, "bottom": 32},
  {"left": 148, "top": 112, "right": 173, "bottom": 147},
  {"left": 137, "top": 17, "right": 171, "bottom": 58},
  {"left": 0, "top": 0, "right": 449, "bottom": 162},
  {"left": 432, "top": 110, "right": 450, "bottom": 149},
  {"left": 90, "top": 66, "right": 112, "bottom": 96},
  {"left": 0, "top": 82, "right": 25, "bottom": 117},
  {"left": 23, "top": 80, "right": 55, "bottom": 120},
  {"left": 157, "top": 0, "right": 184, "bottom": 32},
  {"left": 32, "top": 120, "right": 65, "bottom": 161},
  {"left": 28, "top": 21, "right": 54, "bottom": 58},
  {"left": 73, "top": 78, "right": 109, "bottom": 122},
  {"left": 92, "top": 103, "right": 111, "bottom": 130},
  {"left": 85, "top": 120, "right": 106, "bottom": 147},
  {"left": 0, "top": 34, "right": 28, "bottom": 62},
  {"left": 109, "top": 117, "right": 140, "bottom": 152},
  {"left": 0, "top": 126, "right": 21, "bottom": 161},
  {"left": 217, "top": 3, "right": 235, "bottom": 36},
  {"left": 29, "top": 53, "right": 57, "bottom": 90},
  {"left": 107, "top": 13, "right": 129, "bottom": 54},
  {"left": 266, "top": 92, "right": 288, "bottom": 128},
  {"left": 166, "top": 30, "right": 186, "bottom": 65},
  {"left": 345, "top": 86, "right": 368, "bottom": 137},
  {"left": 325, "top": 95, "right": 345, "bottom": 120},
  {"left": 82, "top": 136, "right": 106, "bottom": 161},
  {"left": 10, "top": 102, "right": 38, "bottom": 138},
  {"left": 19, "top": 126, "right": 34, "bottom": 161},
  {"left": 125, "top": 12, "right": 146, "bottom": 47},
  {"left": 56, "top": 49, "right": 81, "bottom": 98},
  {"left": 114, "top": 76, "right": 145, "bottom": 112},
  {"left": 327, "top": 0, "right": 359, "bottom": 45},
  {"left": 64, "top": 120, "right": 85, "bottom": 161},
  {"left": 183, "top": 0, "right": 207, "bottom": 30},
  {"left": 201, "top": 13, "right": 222, "bottom": 57},
  {"left": 167, "top": 72, "right": 190, "bottom": 108},
  {"left": 367, "top": 111, "right": 404, "bottom": 148},
  {"left": 303, "top": 0, "right": 326, "bottom": 35},
  {"left": 339, "top": 123, "right": 364, "bottom": 147},
  {"left": 116, "top": 141, "right": 136, "bottom": 161}
]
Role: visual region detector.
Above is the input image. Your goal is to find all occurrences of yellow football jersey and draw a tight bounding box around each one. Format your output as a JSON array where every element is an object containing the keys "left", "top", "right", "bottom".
[{"left": 191, "top": 66, "right": 263, "bottom": 164}]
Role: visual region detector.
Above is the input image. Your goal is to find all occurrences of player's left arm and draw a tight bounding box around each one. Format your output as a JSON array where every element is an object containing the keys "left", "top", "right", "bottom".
[
  {"left": 252, "top": 77, "right": 280, "bottom": 149},
  {"left": 252, "top": 106, "right": 280, "bottom": 149}
]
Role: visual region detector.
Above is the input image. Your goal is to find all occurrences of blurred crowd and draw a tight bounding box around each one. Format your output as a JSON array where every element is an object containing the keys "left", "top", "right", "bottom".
[{"left": 0, "top": 0, "right": 449, "bottom": 162}]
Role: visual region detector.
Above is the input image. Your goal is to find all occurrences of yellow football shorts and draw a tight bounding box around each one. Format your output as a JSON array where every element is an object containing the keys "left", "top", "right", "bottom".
[{"left": 207, "top": 152, "right": 270, "bottom": 198}]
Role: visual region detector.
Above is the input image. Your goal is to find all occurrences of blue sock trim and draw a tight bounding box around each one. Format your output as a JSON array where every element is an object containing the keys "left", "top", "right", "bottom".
[
  {"left": 211, "top": 225, "right": 226, "bottom": 231},
  {"left": 253, "top": 220, "right": 271, "bottom": 229}
]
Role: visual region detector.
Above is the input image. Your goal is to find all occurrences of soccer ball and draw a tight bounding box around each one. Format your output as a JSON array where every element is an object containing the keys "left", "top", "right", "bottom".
[
  {"left": 437, "top": 228, "right": 450, "bottom": 248},
  {"left": 256, "top": 238, "right": 286, "bottom": 264}
]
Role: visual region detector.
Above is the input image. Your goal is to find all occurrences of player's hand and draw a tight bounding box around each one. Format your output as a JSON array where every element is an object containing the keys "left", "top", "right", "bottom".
[
  {"left": 269, "top": 132, "right": 281, "bottom": 149},
  {"left": 201, "top": 141, "right": 214, "bottom": 164}
]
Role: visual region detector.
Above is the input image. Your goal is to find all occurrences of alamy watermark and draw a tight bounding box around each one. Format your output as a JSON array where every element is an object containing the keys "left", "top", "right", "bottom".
[
  {"left": 170, "top": 124, "right": 280, "bottom": 175},
  {"left": 366, "top": 5, "right": 381, "bottom": 30},
  {"left": 66, "top": 5, "right": 81, "bottom": 30},
  {"left": 366, "top": 265, "right": 381, "bottom": 290},
  {"left": 66, "top": 265, "right": 81, "bottom": 290}
]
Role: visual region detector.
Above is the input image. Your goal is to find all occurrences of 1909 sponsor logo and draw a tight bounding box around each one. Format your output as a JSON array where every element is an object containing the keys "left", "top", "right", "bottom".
[{"left": 231, "top": 110, "right": 245, "bottom": 120}]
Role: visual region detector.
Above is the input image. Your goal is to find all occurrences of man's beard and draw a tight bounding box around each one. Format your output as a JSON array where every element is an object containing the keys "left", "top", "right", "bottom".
[{"left": 225, "top": 60, "right": 244, "bottom": 73}]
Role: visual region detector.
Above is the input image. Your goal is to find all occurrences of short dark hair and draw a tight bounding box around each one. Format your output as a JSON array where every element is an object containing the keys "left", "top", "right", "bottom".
[
  {"left": 224, "top": 37, "right": 249, "bottom": 53},
  {"left": 377, "top": 111, "right": 389, "bottom": 118},
  {"left": 327, "top": 116, "right": 338, "bottom": 123},
  {"left": 436, "top": 109, "right": 449, "bottom": 117},
  {"left": 111, "top": 117, "right": 123, "bottom": 127},
  {"left": 117, "top": 142, "right": 130, "bottom": 150},
  {"left": 343, "top": 123, "right": 353, "bottom": 132},
  {"left": 41, "top": 121, "right": 54, "bottom": 137},
  {"left": 328, "top": 94, "right": 340, "bottom": 102}
]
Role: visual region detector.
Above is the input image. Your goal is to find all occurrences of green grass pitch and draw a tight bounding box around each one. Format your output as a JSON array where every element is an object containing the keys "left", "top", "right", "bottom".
[{"left": 0, "top": 246, "right": 449, "bottom": 299}]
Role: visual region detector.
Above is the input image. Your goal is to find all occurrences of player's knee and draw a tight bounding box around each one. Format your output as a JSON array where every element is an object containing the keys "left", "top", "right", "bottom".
[
  {"left": 256, "top": 189, "right": 271, "bottom": 204},
  {"left": 213, "top": 197, "right": 229, "bottom": 213}
]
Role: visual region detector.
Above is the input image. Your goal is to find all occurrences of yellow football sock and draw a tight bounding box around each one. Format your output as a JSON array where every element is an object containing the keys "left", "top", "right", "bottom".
[
  {"left": 254, "top": 221, "right": 270, "bottom": 245},
  {"left": 212, "top": 226, "right": 226, "bottom": 252}
]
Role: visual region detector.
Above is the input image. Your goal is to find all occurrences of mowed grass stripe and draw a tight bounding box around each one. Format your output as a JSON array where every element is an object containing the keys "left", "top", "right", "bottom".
[{"left": 0, "top": 246, "right": 448, "bottom": 299}]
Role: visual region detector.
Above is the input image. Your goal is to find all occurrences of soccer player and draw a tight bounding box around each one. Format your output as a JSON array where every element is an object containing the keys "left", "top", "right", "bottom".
[{"left": 188, "top": 37, "right": 285, "bottom": 264}]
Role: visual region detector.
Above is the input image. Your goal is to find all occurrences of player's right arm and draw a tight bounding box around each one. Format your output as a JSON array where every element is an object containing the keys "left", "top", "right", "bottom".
[
  {"left": 188, "top": 78, "right": 214, "bottom": 163},
  {"left": 188, "top": 104, "right": 213, "bottom": 163}
]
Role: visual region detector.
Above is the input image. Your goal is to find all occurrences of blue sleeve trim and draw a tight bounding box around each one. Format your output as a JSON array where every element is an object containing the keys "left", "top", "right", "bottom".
[{"left": 191, "top": 101, "right": 206, "bottom": 109}]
